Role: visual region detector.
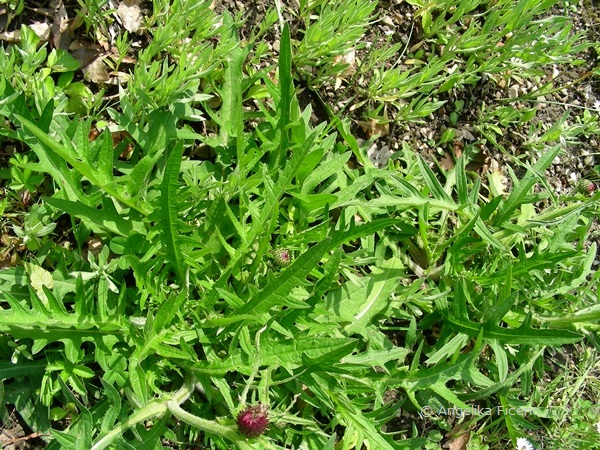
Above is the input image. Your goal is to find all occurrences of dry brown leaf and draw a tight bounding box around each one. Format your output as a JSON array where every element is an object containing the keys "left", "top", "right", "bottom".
[
  {"left": 96, "top": 26, "right": 110, "bottom": 51},
  {"left": 465, "top": 149, "right": 489, "bottom": 172},
  {"left": 488, "top": 158, "right": 507, "bottom": 194},
  {"left": 30, "top": 22, "right": 51, "bottom": 42},
  {"left": 439, "top": 152, "right": 455, "bottom": 171},
  {"left": 118, "top": 0, "right": 142, "bottom": 34},
  {"left": 0, "top": 30, "right": 20, "bottom": 43},
  {"left": 442, "top": 433, "right": 470, "bottom": 450},
  {"left": 83, "top": 56, "right": 110, "bottom": 84},
  {"left": 71, "top": 42, "right": 101, "bottom": 68},
  {"left": 333, "top": 49, "right": 357, "bottom": 90},
  {"left": 334, "top": 49, "right": 357, "bottom": 77},
  {"left": 52, "top": 0, "right": 73, "bottom": 50},
  {"left": 357, "top": 119, "right": 389, "bottom": 138},
  {"left": 452, "top": 140, "right": 464, "bottom": 158}
]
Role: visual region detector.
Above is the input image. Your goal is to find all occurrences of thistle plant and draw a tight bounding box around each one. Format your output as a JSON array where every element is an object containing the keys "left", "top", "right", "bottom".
[
  {"left": 0, "top": 1, "right": 598, "bottom": 449},
  {"left": 237, "top": 404, "right": 269, "bottom": 438},
  {"left": 268, "top": 247, "right": 293, "bottom": 268}
]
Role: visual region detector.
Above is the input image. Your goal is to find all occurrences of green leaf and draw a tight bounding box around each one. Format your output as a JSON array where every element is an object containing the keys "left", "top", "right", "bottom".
[
  {"left": 333, "top": 392, "right": 397, "bottom": 450},
  {"left": 301, "top": 151, "right": 351, "bottom": 194},
  {"left": 13, "top": 113, "right": 149, "bottom": 215},
  {"left": 0, "top": 360, "right": 46, "bottom": 381},
  {"left": 153, "top": 290, "right": 187, "bottom": 333},
  {"left": 417, "top": 155, "right": 453, "bottom": 202},
  {"left": 489, "top": 339, "right": 508, "bottom": 382},
  {"left": 0, "top": 292, "right": 125, "bottom": 364},
  {"left": 217, "top": 13, "right": 245, "bottom": 147},
  {"left": 342, "top": 194, "right": 458, "bottom": 211},
  {"left": 326, "top": 259, "right": 404, "bottom": 330},
  {"left": 158, "top": 140, "right": 186, "bottom": 283},
  {"left": 47, "top": 49, "right": 80, "bottom": 72},
  {"left": 237, "top": 239, "right": 331, "bottom": 315},
  {"left": 329, "top": 218, "right": 416, "bottom": 249},
  {"left": 45, "top": 198, "right": 136, "bottom": 236},
  {"left": 343, "top": 260, "right": 405, "bottom": 329},
  {"left": 277, "top": 24, "right": 292, "bottom": 150},
  {"left": 341, "top": 347, "right": 410, "bottom": 368},
  {"left": 194, "top": 336, "right": 357, "bottom": 376},
  {"left": 436, "top": 298, "right": 583, "bottom": 345},
  {"left": 494, "top": 145, "right": 561, "bottom": 226}
]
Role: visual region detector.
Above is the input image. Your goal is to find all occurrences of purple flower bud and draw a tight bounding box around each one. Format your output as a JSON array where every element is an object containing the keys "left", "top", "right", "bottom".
[
  {"left": 237, "top": 404, "right": 269, "bottom": 437},
  {"left": 576, "top": 179, "right": 596, "bottom": 195}
]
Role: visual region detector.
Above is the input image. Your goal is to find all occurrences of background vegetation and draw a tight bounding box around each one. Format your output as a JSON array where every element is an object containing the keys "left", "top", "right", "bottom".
[{"left": 0, "top": 0, "right": 599, "bottom": 449}]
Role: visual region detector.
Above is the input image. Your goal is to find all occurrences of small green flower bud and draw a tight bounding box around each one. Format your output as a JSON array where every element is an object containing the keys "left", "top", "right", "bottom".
[
  {"left": 269, "top": 248, "right": 293, "bottom": 268},
  {"left": 576, "top": 179, "right": 596, "bottom": 195}
]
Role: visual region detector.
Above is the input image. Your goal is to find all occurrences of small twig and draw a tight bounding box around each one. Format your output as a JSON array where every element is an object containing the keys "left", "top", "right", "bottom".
[
  {"left": 3, "top": 432, "right": 49, "bottom": 446},
  {"left": 25, "top": 6, "right": 54, "bottom": 18}
]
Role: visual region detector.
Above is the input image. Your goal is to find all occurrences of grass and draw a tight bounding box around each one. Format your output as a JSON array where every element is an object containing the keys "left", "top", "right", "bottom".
[{"left": 0, "top": 0, "right": 599, "bottom": 449}]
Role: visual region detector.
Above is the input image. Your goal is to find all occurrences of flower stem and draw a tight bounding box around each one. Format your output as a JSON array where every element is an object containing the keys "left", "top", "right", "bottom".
[{"left": 166, "top": 401, "right": 253, "bottom": 450}]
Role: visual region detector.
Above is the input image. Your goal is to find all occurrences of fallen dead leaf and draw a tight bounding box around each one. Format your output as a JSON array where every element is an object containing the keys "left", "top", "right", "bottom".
[
  {"left": 366, "top": 142, "right": 391, "bottom": 168},
  {"left": 30, "top": 22, "right": 51, "bottom": 42},
  {"left": 442, "top": 432, "right": 470, "bottom": 450},
  {"left": 357, "top": 118, "right": 389, "bottom": 138},
  {"left": 488, "top": 158, "right": 507, "bottom": 194},
  {"left": 117, "top": 0, "right": 143, "bottom": 34},
  {"left": 83, "top": 56, "right": 110, "bottom": 84},
  {"left": 333, "top": 49, "right": 357, "bottom": 90},
  {"left": 52, "top": 0, "right": 73, "bottom": 50},
  {"left": 0, "top": 30, "right": 20, "bottom": 43},
  {"left": 439, "top": 152, "right": 455, "bottom": 171},
  {"left": 465, "top": 149, "right": 489, "bottom": 172},
  {"left": 334, "top": 49, "right": 357, "bottom": 77},
  {"left": 452, "top": 140, "right": 464, "bottom": 158},
  {"left": 70, "top": 41, "right": 101, "bottom": 68}
]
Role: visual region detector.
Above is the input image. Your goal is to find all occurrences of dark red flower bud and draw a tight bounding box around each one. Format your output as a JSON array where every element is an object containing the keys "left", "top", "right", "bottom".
[{"left": 236, "top": 404, "right": 269, "bottom": 437}]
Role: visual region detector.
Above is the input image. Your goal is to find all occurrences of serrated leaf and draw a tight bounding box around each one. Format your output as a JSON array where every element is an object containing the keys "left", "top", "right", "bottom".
[
  {"left": 342, "top": 194, "right": 458, "bottom": 211},
  {"left": 334, "top": 393, "right": 397, "bottom": 450},
  {"left": 276, "top": 23, "right": 292, "bottom": 165},
  {"left": 158, "top": 140, "right": 186, "bottom": 283},
  {"left": 14, "top": 112, "right": 149, "bottom": 215},
  {"left": 324, "top": 260, "right": 404, "bottom": 329},
  {"left": 45, "top": 197, "right": 135, "bottom": 236},
  {"left": 153, "top": 290, "right": 187, "bottom": 333},
  {"left": 194, "top": 336, "right": 356, "bottom": 376},
  {"left": 494, "top": 145, "right": 561, "bottom": 226},
  {"left": 301, "top": 151, "right": 351, "bottom": 195},
  {"left": 237, "top": 239, "right": 331, "bottom": 315},
  {"left": 329, "top": 218, "right": 416, "bottom": 249},
  {"left": 436, "top": 298, "right": 582, "bottom": 345},
  {"left": 209, "top": 12, "right": 245, "bottom": 148},
  {"left": 352, "top": 260, "right": 404, "bottom": 327},
  {"left": 0, "top": 292, "right": 125, "bottom": 363},
  {"left": 341, "top": 347, "right": 410, "bottom": 368}
]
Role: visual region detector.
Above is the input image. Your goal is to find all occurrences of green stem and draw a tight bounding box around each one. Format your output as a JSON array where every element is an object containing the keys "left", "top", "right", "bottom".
[
  {"left": 167, "top": 401, "right": 253, "bottom": 450},
  {"left": 91, "top": 374, "right": 253, "bottom": 450},
  {"left": 91, "top": 400, "right": 168, "bottom": 450},
  {"left": 91, "top": 376, "right": 194, "bottom": 450}
]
